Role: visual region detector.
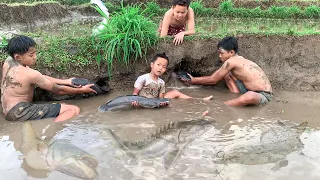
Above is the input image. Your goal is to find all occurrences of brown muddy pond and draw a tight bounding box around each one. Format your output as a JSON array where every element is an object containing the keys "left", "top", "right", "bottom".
[{"left": 1, "top": 85, "right": 320, "bottom": 180}]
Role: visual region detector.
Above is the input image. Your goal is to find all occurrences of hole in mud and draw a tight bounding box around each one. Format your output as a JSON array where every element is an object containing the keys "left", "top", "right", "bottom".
[
  {"left": 173, "top": 58, "right": 203, "bottom": 77},
  {"left": 173, "top": 57, "right": 221, "bottom": 77}
]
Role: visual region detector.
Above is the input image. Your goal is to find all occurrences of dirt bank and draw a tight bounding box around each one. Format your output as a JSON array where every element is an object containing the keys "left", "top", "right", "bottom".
[
  {"left": 0, "top": 3, "right": 70, "bottom": 28},
  {"left": 108, "top": 35, "right": 320, "bottom": 92},
  {"left": 1, "top": 35, "right": 320, "bottom": 93}
]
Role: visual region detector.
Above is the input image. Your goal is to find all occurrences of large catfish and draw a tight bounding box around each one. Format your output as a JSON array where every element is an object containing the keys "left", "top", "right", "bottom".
[
  {"left": 98, "top": 95, "right": 170, "bottom": 112},
  {"left": 108, "top": 119, "right": 215, "bottom": 171},
  {"left": 20, "top": 121, "right": 98, "bottom": 179}
]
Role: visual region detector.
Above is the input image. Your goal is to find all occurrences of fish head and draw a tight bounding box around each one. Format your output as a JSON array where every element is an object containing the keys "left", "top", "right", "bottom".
[
  {"left": 98, "top": 104, "right": 109, "bottom": 112},
  {"left": 55, "top": 155, "right": 98, "bottom": 179},
  {"left": 176, "top": 119, "right": 215, "bottom": 143},
  {"left": 47, "top": 141, "right": 98, "bottom": 179}
]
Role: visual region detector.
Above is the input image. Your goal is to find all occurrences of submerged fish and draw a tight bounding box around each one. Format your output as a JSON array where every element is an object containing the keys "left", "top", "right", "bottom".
[
  {"left": 20, "top": 121, "right": 98, "bottom": 179},
  {"left": 212, "top": 121, "right": 308, "bottom": 171},
  {"left": 108, "top": 119, "right": 215, "bottom": 171},
  {"left": 98, "top": 95, "right": 170, "bottom": 112}
]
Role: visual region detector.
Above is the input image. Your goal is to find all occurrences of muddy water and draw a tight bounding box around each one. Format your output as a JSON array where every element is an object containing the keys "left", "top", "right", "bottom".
[{"left": 1, "top": 86, "right": 320, "bottom": 180}]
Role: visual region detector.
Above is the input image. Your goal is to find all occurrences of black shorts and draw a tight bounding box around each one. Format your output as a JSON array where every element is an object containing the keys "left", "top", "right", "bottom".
[{"left": 5, "top": 102, "right": 61, "bottom": 121}]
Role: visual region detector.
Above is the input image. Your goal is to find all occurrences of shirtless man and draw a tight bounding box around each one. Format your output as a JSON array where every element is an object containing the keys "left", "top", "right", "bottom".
[
  {"left": 158, "top": 0, "right": 195, "bottom": 46},
  {"left": 181, "top": 36, "right": 273, "bottom": 106},
  {"left": 1, "top": 35, "right": 96, "bottom": 122}
]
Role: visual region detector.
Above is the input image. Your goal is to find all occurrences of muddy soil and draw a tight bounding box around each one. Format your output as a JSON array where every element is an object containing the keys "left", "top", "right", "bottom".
[{"left": 108, "top": 35, "right": 320, "bottom": 92}]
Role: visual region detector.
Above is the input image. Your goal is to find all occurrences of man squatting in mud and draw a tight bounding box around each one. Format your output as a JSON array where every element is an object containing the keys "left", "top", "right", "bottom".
[
  {"left": 158, "top": 0, "right": 195, "bottom": 46},
  {"left": 181, "top": 36, "right": 273, "bottom": 106},
  {"left": 131, "top": 53, "right": 213, "bottom": 107},
  {"left": 1, "top": 35, "right": 96, "bottom": 122}
]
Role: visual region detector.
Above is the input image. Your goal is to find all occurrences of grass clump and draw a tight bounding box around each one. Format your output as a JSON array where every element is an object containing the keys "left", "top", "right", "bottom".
[{"left": 92, "top": 4, "right": 158, "bottom": 77}]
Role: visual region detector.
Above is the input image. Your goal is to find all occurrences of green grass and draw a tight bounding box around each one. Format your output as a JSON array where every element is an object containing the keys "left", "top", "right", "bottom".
[
  {"left": 92, "top": 4, "right": 158, "bottom": 77},
  {"left": 0, "top": 23, "right": 97, "bottom": 71},
  {"left": 144, "top": 0, "right": 320, "bottom": 19},
  {"left": 195, "top": 17, "right": 320, "bottom": 38}
]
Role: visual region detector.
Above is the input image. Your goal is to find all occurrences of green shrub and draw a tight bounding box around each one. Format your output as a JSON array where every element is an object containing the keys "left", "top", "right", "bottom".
[
  {"left": 93, "top": 5, "right": 158, "bottom": 77},
  {"left": 219, "top": 0, "right": 234, "bottom": 14},
  {"left": 305, "top": 5, "right": 320, "bottom": 18},
  {"left": 143, "top": 1, "right": 162, "bottom": 17}
]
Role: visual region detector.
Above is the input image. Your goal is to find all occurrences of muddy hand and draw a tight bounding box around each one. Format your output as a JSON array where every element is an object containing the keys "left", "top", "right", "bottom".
[
  {"left": 131, "top": 101, "right": 140, "bottom": 107},
  {"left": 81, "top": 84, "right": 97, "bottom": 94},
  {"left": 173, "top": 32, "right": 185, "bottom": 46}
]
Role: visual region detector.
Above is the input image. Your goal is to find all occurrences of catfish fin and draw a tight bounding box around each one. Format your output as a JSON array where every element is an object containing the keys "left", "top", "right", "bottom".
[
  {"left": 107, "top": 129, "right": 137, "bottom": 160},
  {"left": 162, "top": 147, "right": 180, "bottom": 172}
]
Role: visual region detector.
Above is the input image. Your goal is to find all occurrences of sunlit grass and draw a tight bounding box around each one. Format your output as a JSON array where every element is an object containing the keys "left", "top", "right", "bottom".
[{"left": 195, "top": 18, "right": 320, "bottom": 38}]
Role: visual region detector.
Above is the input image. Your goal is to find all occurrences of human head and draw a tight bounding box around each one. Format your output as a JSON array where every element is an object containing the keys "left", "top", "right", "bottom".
[
  {"left": 171, "top": 0, "right": 190, "bottom": 21},
  {"left": 6, "top": 35, "right": 37, "bottom": 66},
  {"left": 217, "top": 36, "right": 238, "bottom": 62},
  {"left": 150, "top": 52, "right": 169, "bottom": 77}
]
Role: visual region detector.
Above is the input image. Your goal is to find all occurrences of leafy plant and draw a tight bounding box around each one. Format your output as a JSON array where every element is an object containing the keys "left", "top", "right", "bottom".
[
  {"left": 0, "top": 35, "right": 8, "bottom": 49},
  {"left": 190, "top": 0, "right": 207, "bottom": 16},
  {"left": 305, "top": 5, "right": 320, "bottom": 18},
  {"left": 143, "top": 1, "right": 162, "bottom": 17},
  {"left": 93, "top": 4, "right": 158, "bottom": 77},
  {"left": 219, "top": 0, "right": 234, "bottom": 14}
]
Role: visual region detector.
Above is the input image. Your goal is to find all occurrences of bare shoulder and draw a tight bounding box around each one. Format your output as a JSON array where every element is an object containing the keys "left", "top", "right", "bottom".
[
  {"left": 26, "top": 67, "right": 45, "bottom": 83},
  {"left": 222, "top": 59, "right": 236, "bottom": 70},
  {"left": 164, "top": 9, "right": 173, "bottom": 19},
  {"left": 188, "top": 7, "right": 194, "bottom": 14}
]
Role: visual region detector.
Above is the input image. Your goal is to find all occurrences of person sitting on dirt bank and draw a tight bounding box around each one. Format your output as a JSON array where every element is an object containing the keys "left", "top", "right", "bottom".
[
  {"left": 158, "top": 0, "right": 195, "bottom": 46},
  {"left": 180, "top": 36, "right": 273, "bottom": 106},
  {"left": 1, "top": 35, "right": 96, "bottom": 122},
  {"left": 131, "top": 52, "right": 212, "bottom": 107}
]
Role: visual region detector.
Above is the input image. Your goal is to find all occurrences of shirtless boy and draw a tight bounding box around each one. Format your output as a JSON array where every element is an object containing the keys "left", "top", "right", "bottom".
[
  {"left": 181, "top": 36, "right": 273, "bottom": 106},
  {"left": 158, "top": 0, "right": 195, "bottom": 46},
  {"left": 1, "top": 35, "right": 96, "bottom": 122},
  {"left": 132, "top": 52, "right": 212, "bottom": 106}
]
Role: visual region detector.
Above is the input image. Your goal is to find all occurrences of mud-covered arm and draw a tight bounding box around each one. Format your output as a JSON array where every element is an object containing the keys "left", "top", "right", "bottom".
[
  {"left": 30, "top": 71, "right": 96, "bottom": 95},
  {"left": 191, "top": 61, "right": 233, "bottom": 85},
  {"left": 43, "top": 75, "right": 73, "bottom": 86},
  {"left": 132, "top": 88, "right": 140, "bottom": 95}
]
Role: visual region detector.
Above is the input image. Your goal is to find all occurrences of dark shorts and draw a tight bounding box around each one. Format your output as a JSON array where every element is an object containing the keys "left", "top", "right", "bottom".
[
  {"left": 158, "top": 20, "right": 186, "bottom": 36},
  {"left": 235, "top": 80, "right": 273, "bottom": 105},
  {"left": 5, "top": 102, "right": 61, "bottom": 121}
]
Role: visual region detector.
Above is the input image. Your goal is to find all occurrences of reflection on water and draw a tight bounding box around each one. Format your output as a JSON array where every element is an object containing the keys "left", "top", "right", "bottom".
[{"left": 1, "top": 87, "right": 320, "bottom": 179}]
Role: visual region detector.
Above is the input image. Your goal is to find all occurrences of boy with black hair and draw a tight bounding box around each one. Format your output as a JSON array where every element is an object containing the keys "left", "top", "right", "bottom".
[
  {"left": 158, "top": 0, "right": 195, "bottom": 45},
  {"left": 181, "top": 36, "right": 273, "bottom": 106},
  {"left": 1, "top": 35, "right": 96, "bottom": 122},
  {"left": 132, "top": 52, "right": 212, "bottom": 106}
]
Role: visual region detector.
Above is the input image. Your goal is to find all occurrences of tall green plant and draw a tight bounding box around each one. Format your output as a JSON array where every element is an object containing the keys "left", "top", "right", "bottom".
[
  {"left": 93, "top": 5, "right": 158, "bottom": 77},
  {"left": 0, "top": 35, "right": 8, "bottom": 49}
]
